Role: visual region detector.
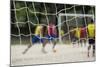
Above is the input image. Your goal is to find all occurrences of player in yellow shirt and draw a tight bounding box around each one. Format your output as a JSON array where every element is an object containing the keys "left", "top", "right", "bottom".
[
  {"left": 35, "top": 25, "right": 43, "bottom": 36},
  {"left": 60, "top": 30, "right": 64, "bottom": 36},
  {"left": 87, "top": 20, "right": 95, "bottom": 57},
  {"left": 74, "top": 27, "right": 87, "bottom": 47},
  {"left": 60, "top": 29, "right": 64, "bottom": 39},
  {"left": 73, "top": 27, "right": 81, "bottom": 46},
  {"left": 75, "top": 28, "right": 80, "bottom": 39},
  {"left": 22, "top": 25, "right": 43, "bottom": 54}
]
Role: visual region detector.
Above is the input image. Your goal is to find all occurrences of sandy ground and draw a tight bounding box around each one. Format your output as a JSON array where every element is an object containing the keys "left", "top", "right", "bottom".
[{"left": 11, "top": 43, "right": 95, "bottom": 66}]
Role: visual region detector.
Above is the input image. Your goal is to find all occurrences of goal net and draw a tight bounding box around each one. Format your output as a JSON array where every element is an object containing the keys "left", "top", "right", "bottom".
[
  {"left": 11, "top": 0, "right": 95, "bottom": 45},
  {"left": 58, "top": 13, "right": 94, "bottom": 44}
]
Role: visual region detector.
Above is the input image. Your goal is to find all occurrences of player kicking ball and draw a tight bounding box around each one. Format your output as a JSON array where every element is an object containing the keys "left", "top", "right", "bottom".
[
  {"left": 22, "top": 23, "right": 57, "bottom": 54},
  {"left": 22, "top": 25, "right": 43, "bottom": 54},
  {"left": 87, "top": 20, "right": 95, "bottom": 57}
]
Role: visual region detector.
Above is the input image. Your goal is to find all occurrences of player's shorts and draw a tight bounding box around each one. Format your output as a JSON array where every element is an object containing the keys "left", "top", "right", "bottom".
[
  {"left": 88, "top": 38, "right": 95, "bottom": 45},
  {"left": 32, "top": 35, "right": 43, "bottom": 43},
  {"left": 46, "top": 34, "right": 57, "bottom": 41}
]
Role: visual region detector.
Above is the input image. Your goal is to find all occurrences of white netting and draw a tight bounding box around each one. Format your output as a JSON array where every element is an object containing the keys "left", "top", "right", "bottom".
[{"left": 11, "top": 0, "right": 95, "bottom": 45}]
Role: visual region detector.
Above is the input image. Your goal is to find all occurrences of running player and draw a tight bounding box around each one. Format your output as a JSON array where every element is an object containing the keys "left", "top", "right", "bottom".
[
  {"left": 22, "top": 25, "right": 43, "bottom": 54},
  {"left": 87, "top": 19, "right": 95, "bottom": 57},
  {"left": 43, "top": 22, "right": 58, "bottom": 53}
]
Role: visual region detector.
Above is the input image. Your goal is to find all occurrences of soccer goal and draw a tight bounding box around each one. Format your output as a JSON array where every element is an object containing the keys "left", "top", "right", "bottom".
[{"left": 58, "top": 13, "right": 94, "bottom": 44}]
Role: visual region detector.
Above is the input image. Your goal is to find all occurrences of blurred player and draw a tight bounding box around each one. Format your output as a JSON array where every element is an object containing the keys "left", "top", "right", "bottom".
[
  {"left": 80, "top": 25, "right": 87, "bottom": 47},
  {"left": 60, "top": 29, "right": 64, "bottom": 40},
  {"left": 73, "top": 27, "right": 81, "bottom": 46},
  {"left": 22, "top": 25, "right": 43, "bottom": 54},
  {"left": 87, "top": 20, "right": 95, "bottom": 57},
  {"left": 42, "top": 22, "right": 58, "bottom": 53},
  {"left": 60, "top": 29, "right": 64, "bottom": 36}
]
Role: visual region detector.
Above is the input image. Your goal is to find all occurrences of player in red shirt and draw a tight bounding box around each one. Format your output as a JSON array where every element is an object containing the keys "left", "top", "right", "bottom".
[
  {"left": 80, "top": 26, "right": 87, "bottom": 47},
  {"left": 42, "top": 22, "right": 57, "bottom": 53}
]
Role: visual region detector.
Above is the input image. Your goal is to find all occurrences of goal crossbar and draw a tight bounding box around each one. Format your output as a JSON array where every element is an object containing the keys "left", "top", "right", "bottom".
[{"left": 58, "top": 13, "right": 94, "bottom": 17}]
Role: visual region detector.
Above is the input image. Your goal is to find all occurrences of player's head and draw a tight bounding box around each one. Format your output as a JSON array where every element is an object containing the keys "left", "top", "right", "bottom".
[
  {"left": 82, "top": 25, "right": 86, "bottom": 28},
  {"left": 49, "top": 22, "right": 55, "bottom": 25},
  {"left": 37, "top": 24, "right": 43, "bottom": 29},
  {"left": 90, "top": 19, "right": 94, "bottom": 24}
]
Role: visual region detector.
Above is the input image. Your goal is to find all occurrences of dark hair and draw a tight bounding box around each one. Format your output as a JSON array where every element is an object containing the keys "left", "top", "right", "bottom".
[
  {"left": 90, "top": 19, "right": 94, "bottom": 23},
  {"left": 42, "top": 26, "right": 47, "bottom": 36},
  {"left": 82, "top": 25, "right": 86, "bottom": 27}
]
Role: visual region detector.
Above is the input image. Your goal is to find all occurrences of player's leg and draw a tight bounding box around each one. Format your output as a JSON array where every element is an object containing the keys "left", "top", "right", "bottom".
[
  {"left": 41, "top": 35, "right": 50, "bottom": 53},
  {"left": 22, "top": 36, "right": 38, "bottom": 54},
  {"left": 82, "top": 39, "right": 86, "bottom": 47},
  {"left": 72, "top": 36, "right": 76, "bottom": 47},
  {"left": 83, "top": 38, "right": 87, "bottom": 47},
  {"left": 22, "top": 43, "right": 32, "bottom": 54},
  {"left": 87, "top": 39, "right": 92, "bottom": 57},
  {"left": 92, "top": 39, "right": 95, "bottom": 57},
  {"left": 88, "top": 45, "right": 91, "bottom": 57},
  {"left": 80, "top": 38, "right": 83, "bottom": 47},
  {"left": 52, "top": 38, "right": 57, "bottom": 53},
  {"left": 80, "top": 38, "right": 86, "bottom": 47},
  {"left": 77, "top": 38, "right": 80, "bottom": 47},
  {"left": 72, "top": 32, "right": 77, "bottom": 46},
  {"left": 72, "top": 36, "right": 78, "bottom": 47},
  {"left": 41, "top": 38, "right": 48, "bottom": 53},
  {"left": 51, "top": 34, "right": 57, "bottom": 52},
  {"left": 92, "top": 44, "right": 95, "bottom": 57}
]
